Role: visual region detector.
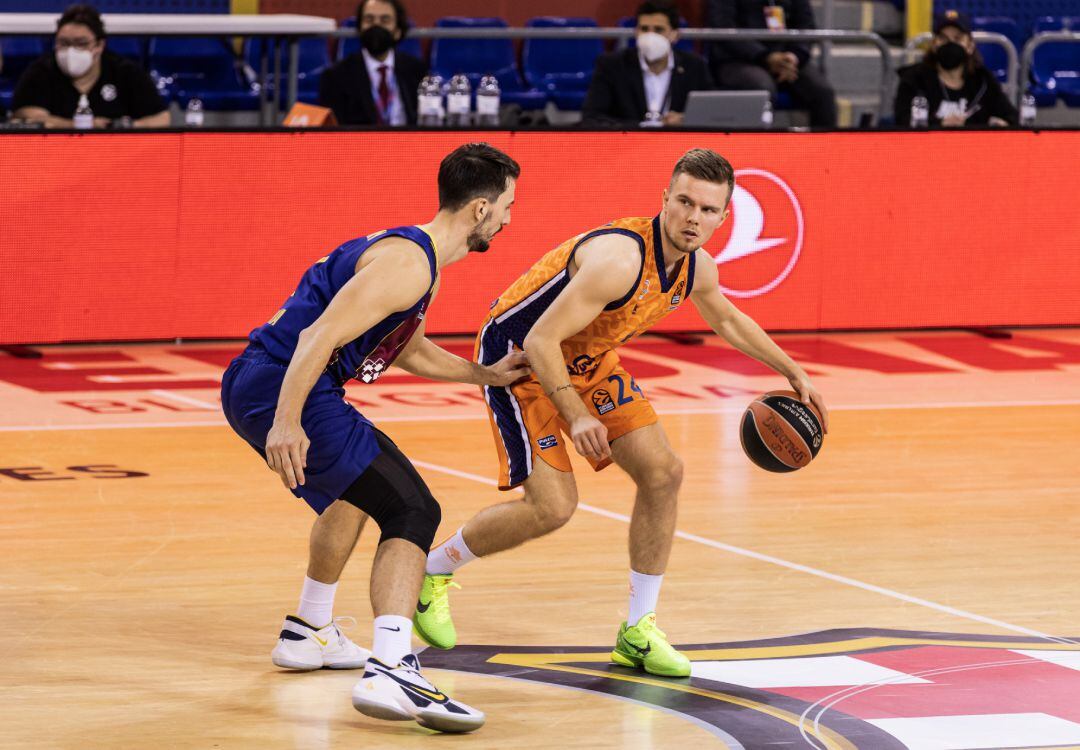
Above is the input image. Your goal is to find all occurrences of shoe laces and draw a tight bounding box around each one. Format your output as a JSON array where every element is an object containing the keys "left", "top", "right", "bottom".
[
  {"left": 329, "top": 615, "right": 357, "bottom": 641},
  {"left": 430, "top": 577, "right": 460, "bottom": 624},
  {"left": 635, "top": 613, "right": 666, "bottom": 641}
]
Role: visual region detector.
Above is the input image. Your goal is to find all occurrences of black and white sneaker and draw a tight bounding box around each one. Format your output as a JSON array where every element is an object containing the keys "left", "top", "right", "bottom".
[
  {"left": 351, "top": 654, "right": 485, "bottom": 733},
  {"left": 271, "top": 615, "right": 370, "bottom": 671}
]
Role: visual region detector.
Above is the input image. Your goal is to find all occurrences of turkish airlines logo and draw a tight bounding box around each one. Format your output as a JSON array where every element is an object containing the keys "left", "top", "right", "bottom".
[{"left": 710, "top": 169, "right": 804, "bottom": 299}]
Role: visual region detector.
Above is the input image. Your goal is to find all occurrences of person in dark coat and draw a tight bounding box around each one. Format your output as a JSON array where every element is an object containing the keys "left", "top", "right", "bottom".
[
  {"left": 894, "top": 10, "right": 1017, "bottom": 127},
  {"left": 583, "top": 0, "right": 714, "bottom": 127},
  {"left": 706, "top": 0, "right": 837, "bottom": 127},
  {"left": 319, "top": 0, "right": 426, "bottom": 125}
]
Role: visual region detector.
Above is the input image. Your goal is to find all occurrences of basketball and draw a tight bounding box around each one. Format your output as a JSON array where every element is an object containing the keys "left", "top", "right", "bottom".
[{"left": 740, "top": 391, "right": 824, "bottom": 473}]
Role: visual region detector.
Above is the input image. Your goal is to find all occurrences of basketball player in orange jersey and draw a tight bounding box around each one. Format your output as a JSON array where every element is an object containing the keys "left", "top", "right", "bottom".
[{"left": 413, "top": 148, "right": 829, "bottom": 677}]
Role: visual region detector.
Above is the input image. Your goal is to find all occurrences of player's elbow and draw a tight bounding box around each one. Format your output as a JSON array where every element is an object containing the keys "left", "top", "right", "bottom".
[{"left": 522, "top": 331, "right": 551, "bottom": 359}]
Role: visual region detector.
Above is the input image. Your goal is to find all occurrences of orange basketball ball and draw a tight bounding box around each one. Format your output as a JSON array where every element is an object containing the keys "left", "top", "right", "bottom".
[{"left": 740, "top": 391, "right": 824, "bottom": 472}]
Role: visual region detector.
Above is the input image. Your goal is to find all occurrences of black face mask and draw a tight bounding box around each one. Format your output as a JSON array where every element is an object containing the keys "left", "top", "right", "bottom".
[
  {"left": 360, "top": 25, "right": 395, "bottom": 57},
  {"left": 936, "top": 41, "right": 968, "bottom": 71}
]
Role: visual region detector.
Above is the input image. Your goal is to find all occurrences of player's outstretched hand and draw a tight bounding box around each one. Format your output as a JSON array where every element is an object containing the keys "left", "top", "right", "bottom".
[
  {"left": 570, "top": 415, "right": 611, "bottom": 461},
  {"left": 789, "top": 374, "right": 829, "bottom": 434},
  {"left": 265, "top": 419, "right": 310, "bottom": 489},
  {"left": 488, "top": 350, "right": 531, "bottom": 386}
]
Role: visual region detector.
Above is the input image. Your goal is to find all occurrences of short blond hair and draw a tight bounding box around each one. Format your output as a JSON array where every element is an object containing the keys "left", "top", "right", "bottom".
[{"left": 671, "top": 149, "right": 735, "bottom": 194}]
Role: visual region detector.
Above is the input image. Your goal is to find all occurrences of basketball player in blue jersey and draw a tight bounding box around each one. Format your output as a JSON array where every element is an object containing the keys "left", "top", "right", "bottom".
[{"left": 220, "top": 143, "right": 527, "bottom": 733}]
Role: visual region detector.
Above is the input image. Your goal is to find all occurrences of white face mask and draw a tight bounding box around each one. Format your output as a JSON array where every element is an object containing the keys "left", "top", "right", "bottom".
[
  {"left": 637, "top": 31, "right": 672, "bottom": 64},
  {"left": 56, "top": 47, "right": 95, "bottom": 78}
]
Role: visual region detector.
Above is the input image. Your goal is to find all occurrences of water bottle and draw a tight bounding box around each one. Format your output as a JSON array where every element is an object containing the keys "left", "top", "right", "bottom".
[
  {"left": 761, "top": 98, "right": 774, "bottom": 128},
  {"left": 185, "top": 97, "right": 205, "bottom": 127},
  {"left": 1020, "top": 93, "right": 1037, "bottom": 127},
  {"left": 417, "top": 75, "right": 445, "bottom": 127},
  {"left": 73, "top": 94, "right": 93, "bottom": 130},
  {"left": 910, "top": 95, "right": 929, "bottom": 128},
  {"left": 446, "top": 74, "right": 472, "bottom": 127},
  {"left": 476, "top": 74, "right": 501, "bottom": 127}
]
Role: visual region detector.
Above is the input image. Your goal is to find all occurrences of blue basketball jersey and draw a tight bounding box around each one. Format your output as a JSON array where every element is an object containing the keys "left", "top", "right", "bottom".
[{"left": 249, "top": 226, "right": 437, "bottom": 385}]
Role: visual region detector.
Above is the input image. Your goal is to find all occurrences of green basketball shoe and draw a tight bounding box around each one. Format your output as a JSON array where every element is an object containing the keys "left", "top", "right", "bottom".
[
  {"left": 610, "top": 613, "right": 691, "bottom": 677},
  {"left": 413, "top": 574, "right": 460, "bottom": 650}
]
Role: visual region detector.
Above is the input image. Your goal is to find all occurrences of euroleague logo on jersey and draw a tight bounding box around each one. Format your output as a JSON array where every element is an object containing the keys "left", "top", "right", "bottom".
[{"left": 708, "top": 169, "right": 804, "bottom": 299}]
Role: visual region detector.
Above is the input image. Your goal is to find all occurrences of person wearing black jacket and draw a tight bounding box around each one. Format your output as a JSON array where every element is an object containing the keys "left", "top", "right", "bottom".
[
  {"left": 582, "top": 0, "right": 713, "bottom": 127},
  {"left": 319, "top": 0, "right": 426, "bottom": 126},
  {"left": 894, "top": 10, "right": 1017, "bottom": 128},
  {"left": 706, "top": 0, "right": 837, "bottom": 127}
]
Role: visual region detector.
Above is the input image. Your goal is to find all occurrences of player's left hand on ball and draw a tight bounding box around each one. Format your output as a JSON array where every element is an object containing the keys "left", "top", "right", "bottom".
[
  {"left": 265, "top": 420, "right": 310, "bottom": 489},
  {"left": 488, "top": 350, "right": 530, "bottom": 386},
  {"left": 790, "top": 375, "right": 829, "bottom": 433}
]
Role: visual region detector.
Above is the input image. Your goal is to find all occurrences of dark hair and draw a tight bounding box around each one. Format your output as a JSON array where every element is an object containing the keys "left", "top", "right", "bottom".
[
  {"left": 636, "top": 0, "right": 679, "bottom": 30},
  {"left": 57, "top": 4, "right": 106, "bottom": 40},
  {"left": 438, "top": 143, "right": 520, "bottom": 212},
  {"left": 671, "top": 148, "right": 735, "bottom": 195},
  {"left": 356, "top": 0, "right": 409, "bottom": 37}
]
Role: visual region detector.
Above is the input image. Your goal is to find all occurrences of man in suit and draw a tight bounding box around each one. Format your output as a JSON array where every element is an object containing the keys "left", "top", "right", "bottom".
[
  {"left": 583, "top": 0, "right": 713, "bottom": 127},
  {"left": 706, "top": 0, "right": 837, "bottom": 127},
  {"left": 319, "top": 0, "right": 426, "bottom": 126}
]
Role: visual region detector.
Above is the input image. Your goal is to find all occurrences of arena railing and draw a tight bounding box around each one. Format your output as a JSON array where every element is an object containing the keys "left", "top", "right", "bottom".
[
  {"left": 903, "top": 31, "right": 1019, "bottom": 101},
  {"left": 363, "top": 26, "right": 896, "bottom": 121},
  {"left": 1018, "top": 31, "right": 1080, "bottom": 109}
]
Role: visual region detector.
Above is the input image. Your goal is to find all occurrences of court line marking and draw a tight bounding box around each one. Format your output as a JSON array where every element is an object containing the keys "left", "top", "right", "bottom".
[
  {"left": 410, "top": 459, "right": 1076, "bottom": 645},
  {"left": 3, "top": 398, "right": 1080, "bottom": 432},
  {"left": 147, "top": 389, "right": 221, "bottom": 410}
]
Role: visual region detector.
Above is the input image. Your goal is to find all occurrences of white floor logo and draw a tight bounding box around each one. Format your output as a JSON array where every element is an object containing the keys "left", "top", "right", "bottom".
[{"left": 711, "top": 169, "right": 804, "bottom": 299}]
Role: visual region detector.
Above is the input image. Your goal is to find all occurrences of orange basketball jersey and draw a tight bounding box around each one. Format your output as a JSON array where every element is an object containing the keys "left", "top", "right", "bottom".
[{"left": 484, "top": 216, "right": 696, "bottom": 375}]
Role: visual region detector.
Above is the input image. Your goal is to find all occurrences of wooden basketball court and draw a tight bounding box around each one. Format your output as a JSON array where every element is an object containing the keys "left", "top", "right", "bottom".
[{"left": 3, "top": 329, "right": 1079, "bottom": 749}]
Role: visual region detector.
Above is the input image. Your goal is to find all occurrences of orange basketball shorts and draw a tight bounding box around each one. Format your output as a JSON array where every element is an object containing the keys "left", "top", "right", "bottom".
[{"left": 475, "top": 322, "right": 657, "bottom": 490}]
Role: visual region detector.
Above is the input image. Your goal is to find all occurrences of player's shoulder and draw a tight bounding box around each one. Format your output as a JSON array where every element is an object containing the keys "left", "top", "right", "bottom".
[
  {"left": 355, "top": 232, "right": 433, "bottom": 281},
  {"left": 575, "top": 230, "right": 643, "bottom": 276}
]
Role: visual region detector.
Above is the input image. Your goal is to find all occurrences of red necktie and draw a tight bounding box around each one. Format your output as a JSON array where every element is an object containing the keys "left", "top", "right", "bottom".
[{"left": 377, "top": 65, "right": 391, "bottom": 124}]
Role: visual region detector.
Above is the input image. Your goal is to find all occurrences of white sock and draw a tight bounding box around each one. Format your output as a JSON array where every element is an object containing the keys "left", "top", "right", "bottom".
[
  {"left": 372, "top": 615, "right": 413, "bottom": 666},
  {"left": 628, "top": 570, "right": 663, "bottom": 626},
  {"left": 296, "top": 576, "right": 337, "bottom": 629},
  {"left": 426, "top": 528, "right": 478, "bottom": 575}
]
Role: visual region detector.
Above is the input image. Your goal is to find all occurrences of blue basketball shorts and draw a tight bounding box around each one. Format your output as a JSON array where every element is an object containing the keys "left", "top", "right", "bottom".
[{"left": 220, "top": 345, "right": 381, "bottom": 514}]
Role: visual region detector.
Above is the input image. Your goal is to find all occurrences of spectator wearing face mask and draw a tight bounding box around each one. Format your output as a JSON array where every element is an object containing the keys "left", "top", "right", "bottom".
[
  {"left": 319, "top": 0, "right": 426, "bottom": 126},
  {"left": 12, "top": 4, "right": 168, "bottom": 128},
  {"left": 894, "top": 10, "right": 1017, "bottom": 128},
  {"left": 582, "top": 0, "right": 713, "bottom": 127}
]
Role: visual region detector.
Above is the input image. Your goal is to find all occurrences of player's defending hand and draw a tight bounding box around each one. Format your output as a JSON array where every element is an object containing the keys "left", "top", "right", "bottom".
[
  {"left": 570, "top": 415, "right": 611, "bottom": 461},
  {"left": 487, "top": 350, "right": 531, "bottom": 386},
  {"left": 789, "top": 373, "right": 830, "bottom": 434},
  {"left": 265, "top": 420, "right": 310, "bottom": 489}
]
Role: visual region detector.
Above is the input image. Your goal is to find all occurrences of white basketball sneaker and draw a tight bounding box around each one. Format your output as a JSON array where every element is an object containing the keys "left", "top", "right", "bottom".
[
  {"left": 351, "top": 653, "right": 485, "bottom": 733},
  {"left": 271, "top": 615, "right": 370, "bottom": 671}
]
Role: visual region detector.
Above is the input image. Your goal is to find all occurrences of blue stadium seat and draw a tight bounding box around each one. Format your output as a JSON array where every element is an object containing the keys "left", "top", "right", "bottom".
[
  {"left": 148, "top": 36, "right": 259, "bottom": 110},
  {"left": 1030, "top": 16, "right": 1080, "bottom": 108},
  {"left": 430, "top": 17, "right": 546, "bottom": 110},
  {"left": 522, "top": 17, "right": 604, "bottom": 111},
  {"left": 0, "top": 36, "right": 46, "bottom": 111},
  {"left": 245, "top": 37, "right": 329, "bottom": 104},
  {"left": 337, "top": 18, "right": 423, "bottom": 62},
  {"left": 972, "top": 16, "right": 1019, "bottom": 83},
  {"left": 617, "top": 16, "right": 695, "bottom": 53},
  {"left": 107, "top": 36, "right": 146, "bottom": 66}
]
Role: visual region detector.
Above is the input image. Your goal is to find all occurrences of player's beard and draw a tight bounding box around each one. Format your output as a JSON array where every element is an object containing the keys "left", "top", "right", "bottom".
[
  {"left": 467, "top": 214, "right": 498, "bottom": 253},
  {"left": 663, "top": 219, "right": 699, "bottom": 255}
]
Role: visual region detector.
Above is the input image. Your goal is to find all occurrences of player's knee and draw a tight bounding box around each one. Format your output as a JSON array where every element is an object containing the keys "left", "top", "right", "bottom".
[
  {"left": 639, "top": 455, "right": 684, "bottom": 495},
  {"left": 379, "top": 489, "right": 442, "bottom": 553},
  {"left": 534, "top": 497, "right": 577, "bottom": 533}
]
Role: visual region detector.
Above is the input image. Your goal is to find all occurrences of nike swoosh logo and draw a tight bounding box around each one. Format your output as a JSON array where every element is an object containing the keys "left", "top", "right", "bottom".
[
  {"left": 313, "top": 634, "right": 328, "bottom": 646},
  {"left": 417, "top": 600, "right": 430, "bottom": 614},
  {"left": 626, "top": 641, "right": 651, "bottom": 657},
  {"left": 379, "top": 626, "right": 402, "bottom": 632},
  {"left": 374, "top": 665, "right": 449, "bottom": 703}
]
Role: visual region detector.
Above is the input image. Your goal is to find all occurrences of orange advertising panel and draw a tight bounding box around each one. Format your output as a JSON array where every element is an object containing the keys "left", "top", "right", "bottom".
[{"left": 1, "top": 130, "right": 1078, "bottom": 345}]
